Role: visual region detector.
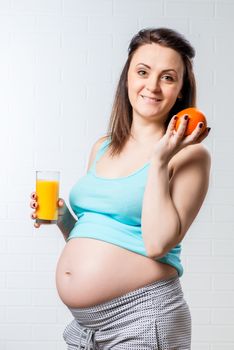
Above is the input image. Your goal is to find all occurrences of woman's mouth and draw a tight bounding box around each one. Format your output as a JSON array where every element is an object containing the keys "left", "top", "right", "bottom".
[{"left": 141, "top": 95, "right": 162, "bottom": 103}]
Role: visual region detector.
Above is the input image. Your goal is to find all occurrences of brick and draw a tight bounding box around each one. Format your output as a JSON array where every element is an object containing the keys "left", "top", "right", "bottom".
[
  {"left": 0, "top": 238, "right": 7, "bottom": 253},
  {"left": 32, "top": 324, "right": 64, "bottom": 341},
  {"left": 0, "top": 1, "right": 10, "bottom": 12},
  {"left": 0, "top": 220, "right": 33, "bottom": 237},
  {"left": 56, "top": 306, "right": 72, "bottom": 324},
  {"left": 0, "top": 289, "right": 31, "bottom": 306},
  {"left": 63, "top": 31, "right": 112, "bottom": 52},
  {"left": 7, "top": 272, "right": 54, "bottom": 289},
  {"left": 6, "top": 342, "right": 57, "bottom": 350},
  {"left": 212, "top": 205, "right": 234, "bottom": 222},
  {"left": 212, "top": 345, "right": 234, "bottom": 350},
  {"left": 0, "top": 254, "right": 32, "bottom": 272},
  {"left": 35, "top": 14, "right": 87, "bottom": 33},
  {"left": 113, "top": 0, "right": 163, "bottom": 17},
  {"left": 192, "top": 325, "right": 234, "bottom": 342},
  {"left": 33, "top": 254, "right": 58, "bottom": 271},
  {"left": 191, "top": 344, "right": 210, "bottom": 350},
  {"left": 0, "top": 305, "right": 6, "bottom": 322},
  {"left": 214, "top": 138, "right": 234, "bottom": 155},
  {"left": 34, "top": 150, "right": 63, "bottom": 170},
  {"left": 31, "top": 289, "right": 62, "bottom": 306},
  {"left": 183, "top": 239, "right": 212, "bottom": 256},
  {"left": 190, "top": 307, "right": 211, "bottom": 324},
  {"left": 212, "top": 274, "right": 234, "bottom": 291},
  {"left": 165, "top": 0, "right": 214, "bottom": 18},
  {"left": 190, "top": 18, "right": 233, "bottom": 36},
  {"left": 0, "top": 324, "right": 32, "bottom": 341},
  {"left": 187, "top": 256, "right": 234, "bottom": 274},
  {"left": 212, "top": 239, "right": 234, "bottom": 255},
  {"left": 7, "top": 203, "right": 33, "bottom": 221},
  {"left": 0, "top": 14, "right": 36, "bottom": 32},
  {"left": 216, "top": 1, "right": 234, "bottom": 19},
  {"left": 6, "top": 306, "right": 57, "bottom": 323},
  {"left": 211, "top": 308, "right": 234, "bottom": 325},
  {"left": 88, "top": 15, "right": 138, "bottom": 34},
  {"left": 186, "top": 291, "right": 234, "bottom": 308},
  {"left": 0, "top": 273, "right": 6, "bottom": 288},
  {"left": 139, "top": 18, "right": 189, "bottom": 36},
  {"left": 181, "top": 273, "right": 212, "bottom": 291},
  {"left": 63, "top": 0, "right": 112, "bottom": 16},
  {"left": 11, "top": 0, "right": 62, "bottom": 13},
  {"left": 205, "top": 187, "right": 234, "bottom": 205},
  {"left": 214, "top": 171, "right": 234, "bottom": 188}
]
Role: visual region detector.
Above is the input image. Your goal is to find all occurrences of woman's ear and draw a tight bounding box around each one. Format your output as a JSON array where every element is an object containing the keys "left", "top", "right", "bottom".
[{"left": 177, "top": 92, "right": 183, "bottom": 99}]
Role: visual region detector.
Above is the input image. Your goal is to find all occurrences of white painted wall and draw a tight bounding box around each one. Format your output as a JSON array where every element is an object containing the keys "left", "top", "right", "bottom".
[{"left": 0, "top": 1, "right": 233, "bottom": 349}]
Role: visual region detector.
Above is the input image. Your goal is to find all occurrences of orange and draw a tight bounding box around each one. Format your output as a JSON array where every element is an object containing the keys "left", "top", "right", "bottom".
[{"left": 175, "top": 107, "right": 207, "bottom": 136}]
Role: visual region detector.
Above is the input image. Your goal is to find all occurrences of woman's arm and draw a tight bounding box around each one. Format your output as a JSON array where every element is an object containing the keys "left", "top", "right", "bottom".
[
  {"left": 142, "top": 144, "right": 211, "bottom": 258},
  {"left": 56, "top": 200, "right": 77, "bottom": 241}
]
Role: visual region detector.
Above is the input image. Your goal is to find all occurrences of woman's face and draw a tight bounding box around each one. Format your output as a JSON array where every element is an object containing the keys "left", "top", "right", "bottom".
[{"left": 127, "top": 43, "right": 184, "bottom": 123}]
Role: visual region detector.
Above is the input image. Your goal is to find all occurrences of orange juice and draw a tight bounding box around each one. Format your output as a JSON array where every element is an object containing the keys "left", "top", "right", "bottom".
[{"left": 36, "top": 180, "right": 59, "bottom": 221}]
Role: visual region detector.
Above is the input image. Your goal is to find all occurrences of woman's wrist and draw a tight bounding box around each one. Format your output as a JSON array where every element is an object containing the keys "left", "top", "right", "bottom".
[
  {"left": 57, "top": 206, "right": 77, "bottom": 240},
  {"left": 150, "top": 155, "right": 169, "bottom": 169}
]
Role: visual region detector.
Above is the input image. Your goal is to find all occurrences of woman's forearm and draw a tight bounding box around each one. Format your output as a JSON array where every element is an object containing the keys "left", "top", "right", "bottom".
[
  {"left": 57, "top": 209, "right": 77, "bottom": 241},
  {"left": 141, "top": 158, "right": 181, "bottom": 259}
]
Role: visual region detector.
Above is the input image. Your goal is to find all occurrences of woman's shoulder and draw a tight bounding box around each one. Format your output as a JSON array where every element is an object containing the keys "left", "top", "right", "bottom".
[
  {"left": 171, "top": 143, "right": 211, "bottom": 174},
  {"left": 86, "top": 135, "right": 110, "bottom": 172},
  {"left": 92, "top": 134, "right": 110, "bottom": 150}
]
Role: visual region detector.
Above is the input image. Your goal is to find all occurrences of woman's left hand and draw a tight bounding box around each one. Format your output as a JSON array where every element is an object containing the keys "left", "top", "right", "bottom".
[{"left": 152, "top": 114, "right": 211, "bottom": 165}]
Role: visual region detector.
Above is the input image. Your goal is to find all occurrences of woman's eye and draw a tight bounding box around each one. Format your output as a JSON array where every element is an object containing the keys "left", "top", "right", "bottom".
[
  {"left": 137, "top": 70, "right": 147, "bottom": 76},
  {"left": 162, "top": 75, "right": 174, "bottom": 81}
]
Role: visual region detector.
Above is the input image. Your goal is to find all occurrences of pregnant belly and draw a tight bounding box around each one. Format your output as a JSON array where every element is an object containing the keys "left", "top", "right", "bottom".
[{"left": 56, "top": 237, "right": 178, "bottom": 308}]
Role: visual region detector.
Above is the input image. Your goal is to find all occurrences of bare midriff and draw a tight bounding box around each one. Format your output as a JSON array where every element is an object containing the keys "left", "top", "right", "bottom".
[{"left": 56, "top": 237, "right": 178, "bottom": 308}]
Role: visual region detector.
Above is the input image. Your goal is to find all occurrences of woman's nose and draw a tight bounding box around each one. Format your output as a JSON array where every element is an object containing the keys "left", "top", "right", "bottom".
[{"left": 146, "top": 76, "right": 161, "bottom": 93}]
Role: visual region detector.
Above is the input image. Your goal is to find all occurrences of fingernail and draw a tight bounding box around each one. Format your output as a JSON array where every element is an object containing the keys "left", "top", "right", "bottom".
[
  {"left": 199, "top": 122, "right": 203, "bottom": 128},
  {"left": 184, "top": 115, "right": 188, "bottom": 120}
]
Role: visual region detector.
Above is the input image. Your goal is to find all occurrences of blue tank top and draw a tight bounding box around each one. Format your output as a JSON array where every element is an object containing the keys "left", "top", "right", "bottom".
[{"left": 68, "top": 137, "right": 183, "bottom": 277}]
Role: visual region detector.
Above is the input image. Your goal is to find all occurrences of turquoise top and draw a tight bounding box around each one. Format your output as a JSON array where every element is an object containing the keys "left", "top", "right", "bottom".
[{"left": 67, "top": 137, "right": 183, "bottom": 277}]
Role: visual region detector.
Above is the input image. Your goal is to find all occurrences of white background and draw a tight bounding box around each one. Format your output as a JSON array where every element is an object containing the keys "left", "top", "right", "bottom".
[{"left": 0, "top": 0, "right": 234, "bottom": 349}]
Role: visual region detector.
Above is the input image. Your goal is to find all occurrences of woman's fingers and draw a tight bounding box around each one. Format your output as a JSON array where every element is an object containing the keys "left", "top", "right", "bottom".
[
  {"left": 30, "top": 200, "right": 38, "bottom": 209},
  {"left": 31, "top": 192, "right": 37, "bottom": 200},
  {"left": 176, "top": 114, "right": 189, "bottom": 139},
  {"left": 166, "top": 115, "right": 178, "bottom": 136},
  {"left": 58, "top": 198, "right": 64, "bottom": 207},
  {"left": 30, "top": 192, "right": 40, "bottom": 228},
  {"left": 31, "top": 212, "right": 40, "bottom": 228},
  {"left": 194, "top": 127, "right": 211, "bottom": 144}
]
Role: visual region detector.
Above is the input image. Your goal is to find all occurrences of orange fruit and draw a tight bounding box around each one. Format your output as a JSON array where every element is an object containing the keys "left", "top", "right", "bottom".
[{"left": 175, "top": 107, "right": 207, "bottom": 136}]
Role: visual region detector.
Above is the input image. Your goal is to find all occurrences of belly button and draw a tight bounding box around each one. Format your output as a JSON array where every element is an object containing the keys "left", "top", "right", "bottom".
[{"left": 65, "top": 271, "right": 72, "bottom": 275}]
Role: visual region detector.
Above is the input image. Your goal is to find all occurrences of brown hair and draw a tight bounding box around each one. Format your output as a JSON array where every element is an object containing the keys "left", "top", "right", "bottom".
[{"left": 106, "top": 27, "right": 196, "bottom": 157}]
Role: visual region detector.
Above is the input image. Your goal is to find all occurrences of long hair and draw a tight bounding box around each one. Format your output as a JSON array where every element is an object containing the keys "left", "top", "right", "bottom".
[{"left": 106, "top": 27, "right": 196, "bottom": 157}]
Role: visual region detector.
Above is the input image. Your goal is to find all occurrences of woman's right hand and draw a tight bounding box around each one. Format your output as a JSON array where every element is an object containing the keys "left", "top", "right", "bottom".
[{"left": 30, "top": 192, "right": 66, "bottom": 228}]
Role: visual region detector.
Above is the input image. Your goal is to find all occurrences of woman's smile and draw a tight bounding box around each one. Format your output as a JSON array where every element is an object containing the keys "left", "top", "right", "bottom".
[{"left": 140, "top": 95, "right": 162, "bottom": 104}]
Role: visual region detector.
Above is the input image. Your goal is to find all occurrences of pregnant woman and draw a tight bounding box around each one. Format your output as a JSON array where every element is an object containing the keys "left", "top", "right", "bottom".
[{"left": 30, "top": 27, "right": 211, "bottom": 349}]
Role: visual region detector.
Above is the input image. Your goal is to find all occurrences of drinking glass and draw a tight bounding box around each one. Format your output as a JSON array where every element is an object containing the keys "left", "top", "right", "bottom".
[{"left": 35, "top": 171, "right": 60, "bottom": 224}]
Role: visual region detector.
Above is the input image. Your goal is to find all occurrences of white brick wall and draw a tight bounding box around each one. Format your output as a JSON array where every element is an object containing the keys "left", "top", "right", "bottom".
[{"left": 0, "top": 0, "right": 233, "bottom": 348}]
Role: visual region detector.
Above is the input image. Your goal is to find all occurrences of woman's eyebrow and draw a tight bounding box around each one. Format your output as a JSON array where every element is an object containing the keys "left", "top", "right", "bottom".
[
  {"left": 136, "top": 63, "right": 178, "bottom": 74},
  {"left": 136, "top": 63, "right": 151, "bottom": 69}
]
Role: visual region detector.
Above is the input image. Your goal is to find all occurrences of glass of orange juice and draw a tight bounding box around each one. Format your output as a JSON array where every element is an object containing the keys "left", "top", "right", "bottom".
[{"left": 35, "top": 171, "right": 60, "bottom": 224}]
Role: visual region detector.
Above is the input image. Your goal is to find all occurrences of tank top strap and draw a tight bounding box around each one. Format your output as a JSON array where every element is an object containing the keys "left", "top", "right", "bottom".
[{"left": 89, "top": 136, "right": 111, "bottom": 172}]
